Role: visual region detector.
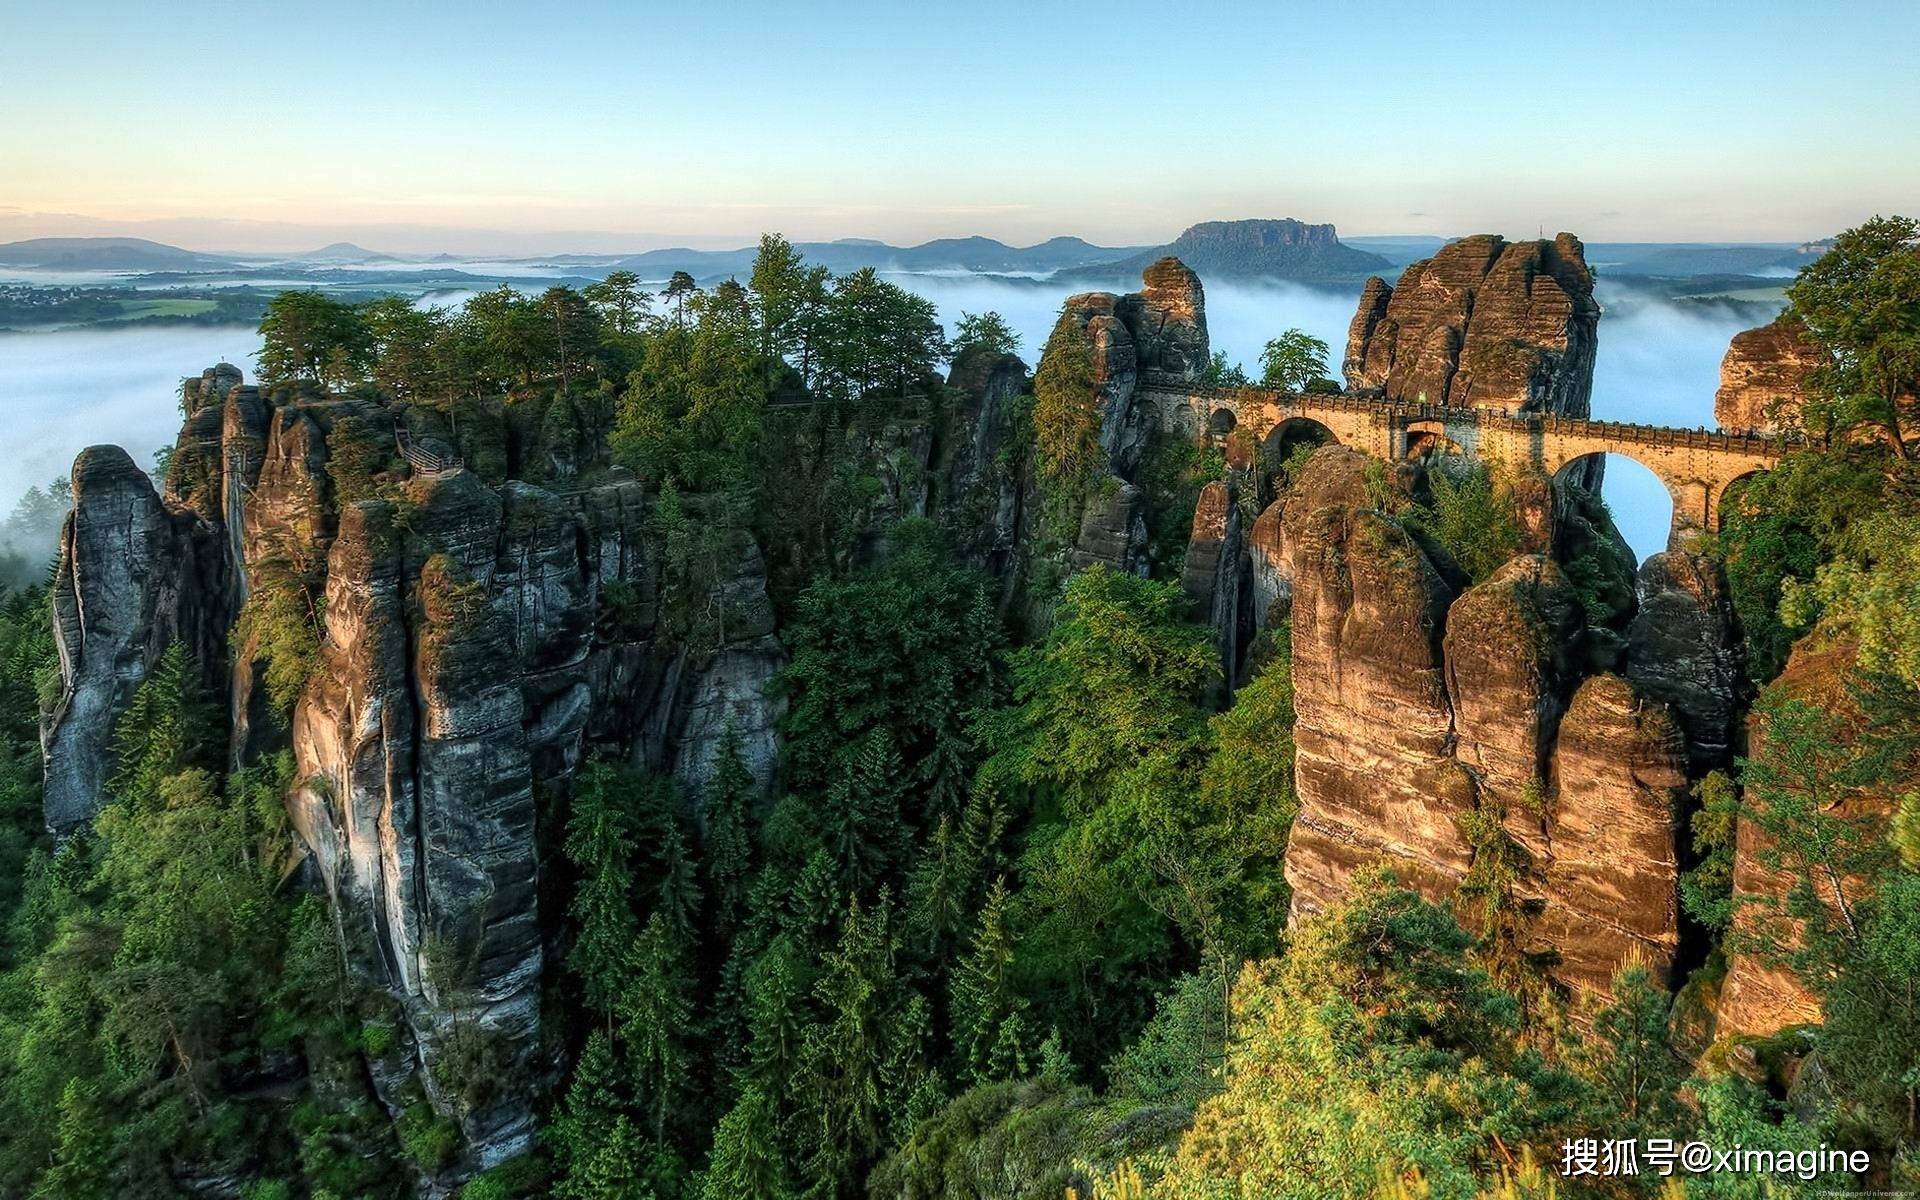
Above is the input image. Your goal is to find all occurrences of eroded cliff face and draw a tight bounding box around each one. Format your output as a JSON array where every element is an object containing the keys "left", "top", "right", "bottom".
[
  {"left": 42, "top": 444, "right": 230, "bottom": 834},
  {"left": 1715, "top": 314, "right": 1823, "bottom": 434},
  {"left": 1344, "top": 233, "right": 1600, "bottom": 417},
  {"left": 43, "top": 364, "right": 793, "bottom": 1171},
  {"left": 1276, "top": 445, "right": 1711, "bottom": 998}
]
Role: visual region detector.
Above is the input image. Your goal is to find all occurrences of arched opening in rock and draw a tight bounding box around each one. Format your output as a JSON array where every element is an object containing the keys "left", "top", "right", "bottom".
[
  {"left": 1716, "top": 470, "right": 1768, "bottom": 532},
  {"left": 1402, "top": 419, "right": 1462, "bottom": 459},
  {"left": 1261, "top": 416, "right": 1335, "bottom": 474},
  {"left": 1556, "top": 452, "right": 1673, "bottom": 564},
  {"left": 1208, "top": 407, "right": 1238, "bottom": 436}
]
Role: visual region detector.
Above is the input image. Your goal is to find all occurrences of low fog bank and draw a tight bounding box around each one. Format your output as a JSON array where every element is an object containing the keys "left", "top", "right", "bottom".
[
  {"left": 0, "top": 325, "right": 260, "bottom": 579},
  {"left": 0, "top": 275, "right": 1785, "bottom": 579}
]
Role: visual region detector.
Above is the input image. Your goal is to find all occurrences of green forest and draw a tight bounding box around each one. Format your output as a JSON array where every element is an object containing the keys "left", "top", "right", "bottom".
[{"left": 0, "top": 219, "right": 1917, "bottom": 1199}]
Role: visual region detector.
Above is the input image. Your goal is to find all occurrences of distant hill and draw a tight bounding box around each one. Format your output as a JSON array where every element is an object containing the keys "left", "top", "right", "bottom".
[
  {"left": 0, "top": 237, "right": 237, "bottom": 271},
  {"left": 296, "top": 242, "right": 396, "bottom": 264},
  {"left": 611, "top": 235, "right": 1143, "bottom": 280},
  {"left": 1343, "top": 235, "right": 1449, "bottom": 268},
  {"left": 1585, "top": 242, "right": 1809, "bottom": 277},
  {"left": 1058, "top": 219, "right": 1392, "bottom": 283}
]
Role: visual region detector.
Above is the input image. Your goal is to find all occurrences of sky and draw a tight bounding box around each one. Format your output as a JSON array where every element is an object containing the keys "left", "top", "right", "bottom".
[{"left": 3, "top": 0, "right": 1918, "bottom": 254}]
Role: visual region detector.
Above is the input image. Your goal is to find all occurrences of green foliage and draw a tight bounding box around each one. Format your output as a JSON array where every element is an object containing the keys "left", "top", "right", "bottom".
[
  {"left": 1258, "top": 328, "right": 1332, "bottom": 391},
  {"left": 952, "top": 310, "right": 1022, "bottom": 359},
  {"left": 1785, "top": 214, "right": 1920, "bottom": 455},
  {"left": 1123, "top": 872, "right": 1581, "bottom": 1199},
  {"left": 1682, "top": 770, "right": 1741, "bottom": 934},
  {"left": 778, "top": 519, "right": 1003, "bottom": 805},
  {"left": 324, "top": 412, "right": 389, "bottom": 504},
  {"left": 1032, "top": 314, "right": 1104, "bottom": 492},
  {"left": 231, "top": 555, "right": 324, "bottom": 713},
  {"left": 257, "top": 290, "right": 371, "bottom": 388},
  {"left": 1401, "top": 459, "right": 1523, "bottom": 582}
]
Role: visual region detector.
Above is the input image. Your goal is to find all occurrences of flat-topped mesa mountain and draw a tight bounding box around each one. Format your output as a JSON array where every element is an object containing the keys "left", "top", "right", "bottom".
[{"left": 1066, "top": 218, "right": 1392, "bottom": 283}]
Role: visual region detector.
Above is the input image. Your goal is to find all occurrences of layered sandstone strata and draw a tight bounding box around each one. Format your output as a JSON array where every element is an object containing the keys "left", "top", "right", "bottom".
[
  {"left": 1715, "top": 314, "right": 1822, "bottom": 434},
  {"left": 1344, "top": 233, "right": 1600, "bottom": 417}
]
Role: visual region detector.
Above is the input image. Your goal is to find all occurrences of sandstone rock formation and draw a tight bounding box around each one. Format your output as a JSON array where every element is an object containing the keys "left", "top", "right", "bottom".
[
  {"left": 1078, "top": 218, "right": 1391, "bottom": 283},
  {"left": 1180, "top": 480, "right": 1245, "bottom": 688},
  {"left": 42, "top": 445, "right": 229, "bottom": 834},
  {"left": 1344, "top": 233, "right": 1599, "bottom": 417},
  {"left": 1277, "top": 443, "right": 1686, "bottom": 1000},
  {"left": 1715, "top": 314, "right": 1822, "bottom": 434},
  {"left": 1537, "top": 674, "right": 1687, "bottom": 993},
  {"left": 1717, "top": 634, "right": 1885, "bottom": 1036},
  {"left": 1284, "top": 500, "right": 1468, "bottom": 914},
  {"left": 1626, "top": 551, "right": 1743, "bottom": 773},
  {"left": 44, "top": 364, "right": 796, "bottom": 1171},
  {"left": 1443, "top": 555, "right": 1582, "bottom": 857}
]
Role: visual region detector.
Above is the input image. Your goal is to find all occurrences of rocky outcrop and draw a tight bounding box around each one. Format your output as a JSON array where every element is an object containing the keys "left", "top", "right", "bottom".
[
  {"left": 1344, "top": 233, "right": 1599, "bottom": 417},
  {"left": 41, "top": 445, "right": 229, "bottom": 834},
  {"left": 1717, "top": 635, "right": 1885, "bottom": 1037},
  {"left": 1276, "top": 444, "right": 1688, "bottom": 999},
  {"left": 1626, "top": 551, "right": 1743, "bottom": 773},
  {"left": 1247, "top": 500, "right": 1287, "bottom": 633},
  {"left": 1284, "top": 500, "right": 1467, "bottom": 915},
  {"left": 1538, "top": 674, "right": 1686, "bottom": 993},
  {"left": 1120, "top": 257, "right": 1210, "bottom": 379},
  {"left": 938, "top": 347, "right": 1033, "bottom": 585},
  {"left": 1443, "top": 556, "right": 1582, "bottom": 855},
  {"left": 1715, "top": 314, "right": 1822, "bottom": 434},
  {"left": 45, "top": 364, "right": 799, "bottom": 1173},
  {"left": 1180, "top": 481, "right": 1245, "bottom": 687}
]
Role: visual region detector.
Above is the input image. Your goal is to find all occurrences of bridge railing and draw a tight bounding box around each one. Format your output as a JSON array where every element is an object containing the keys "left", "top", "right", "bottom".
[{"left": 1136, "top": 372, "right": 1803, "bottom": 457}]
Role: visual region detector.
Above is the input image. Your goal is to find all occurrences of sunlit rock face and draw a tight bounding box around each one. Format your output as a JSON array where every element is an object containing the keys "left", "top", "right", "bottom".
[
  {"left": 1344, "top": 233, "right": 1599, "bottom": 418},
  {"left": 1275, "top": 443, "right": 1691, "bottom": 1000},
  {"left": 1715, "top": 314, "right": 1823, "bottom": 434},
  {"left": 1717, "top": 634, "right": 1887, "bottom": 1038},
  {"left": 1283, "top": 498, "right": 1469, "bottom": 914},
  {"left": 1180, "top": 480, "right": 1246, "bottom": 688},
  {"left": 1538, "top": 673, "right": 1687, "bottom": 994}
]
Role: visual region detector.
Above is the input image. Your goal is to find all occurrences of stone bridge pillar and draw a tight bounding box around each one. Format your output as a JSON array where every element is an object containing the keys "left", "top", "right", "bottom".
[{"left": 1667, "top": 477, "right": 1712, "bottom": 550}]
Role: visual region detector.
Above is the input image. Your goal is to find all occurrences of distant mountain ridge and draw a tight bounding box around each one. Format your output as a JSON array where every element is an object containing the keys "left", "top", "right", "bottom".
[
  {"left": 0, "top": 237, "right": 238, "bottom": 271},
  {"left": 609, "top": 234, "right": 1145, "bottom": 279}
]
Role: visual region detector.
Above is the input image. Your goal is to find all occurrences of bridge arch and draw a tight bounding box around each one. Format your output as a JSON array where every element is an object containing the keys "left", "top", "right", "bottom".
[
  {"left": 1552, "top": 451, "right": 1675, "bottom": 561},
  {"left": 1261, "top": 415, "right": 1338, "bottom": 472},
  {"left": 1402, "top": 419, "right": 1464, "bottom": 458},
  {"left": 1712, "top": 469, "right": 1770, "bottom": 532}
]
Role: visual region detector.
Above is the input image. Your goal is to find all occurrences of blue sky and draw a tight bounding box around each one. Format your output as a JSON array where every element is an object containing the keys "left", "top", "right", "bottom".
[{"left": 4, "top": 0, "right": 1916, "bottom": 253}]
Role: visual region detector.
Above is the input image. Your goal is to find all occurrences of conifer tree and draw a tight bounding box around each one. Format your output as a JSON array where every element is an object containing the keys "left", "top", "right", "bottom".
[
  {"left": 563, "top": 764, "right": 641, "bottom": 1018},
  {"left": 700, "top": 1086, "right": 794, "bottom": 1200},
  {"left": 620, "top": 912, "right": 696, "bottom": 1142},
  {"left": 950, "top": 877, "right": 1029, "bottom": 1084},
  {"left": 701, "top": 729, "right": 756, "bottom": 942}
]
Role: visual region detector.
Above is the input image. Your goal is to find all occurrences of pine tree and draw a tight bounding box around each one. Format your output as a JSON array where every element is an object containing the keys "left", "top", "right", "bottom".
[
  {"left": 106, "top": 642, "right": 210, "bottom": 808},
  {"left": 700, "top": 1087, "right": 794, "bottom": 1200},
  {"left": 702, "top": 728, "right": 756, "bottom": 941},
  {"left": 819, "top": 728, "right": 909, "bottom": 900},
  {"left": 799, "top": 896, "right": 902, "bottom": 1194},
  {"left": 32, "top": 1079, "right": 114, "bottom": 1200},
  {"left": 619, "top": 913, "right": 695, "bottom": 1142},
  {"left": 949, "top": 877, "right": 1029, "bottom": 1084},
  {"left": 563, "top": 765, "right": 640, "bottom": 1018}
]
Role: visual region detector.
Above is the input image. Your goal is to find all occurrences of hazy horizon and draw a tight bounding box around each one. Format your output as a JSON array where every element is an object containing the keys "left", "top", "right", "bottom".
[{"left": 6, "top": 2, "right": 1916, "bottom": 254}]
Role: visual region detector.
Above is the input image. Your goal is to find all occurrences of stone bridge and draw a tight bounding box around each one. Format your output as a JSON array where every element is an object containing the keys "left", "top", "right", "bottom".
[{"left": 1136, "top": 374, "right": 1798, "bottom": 545}]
